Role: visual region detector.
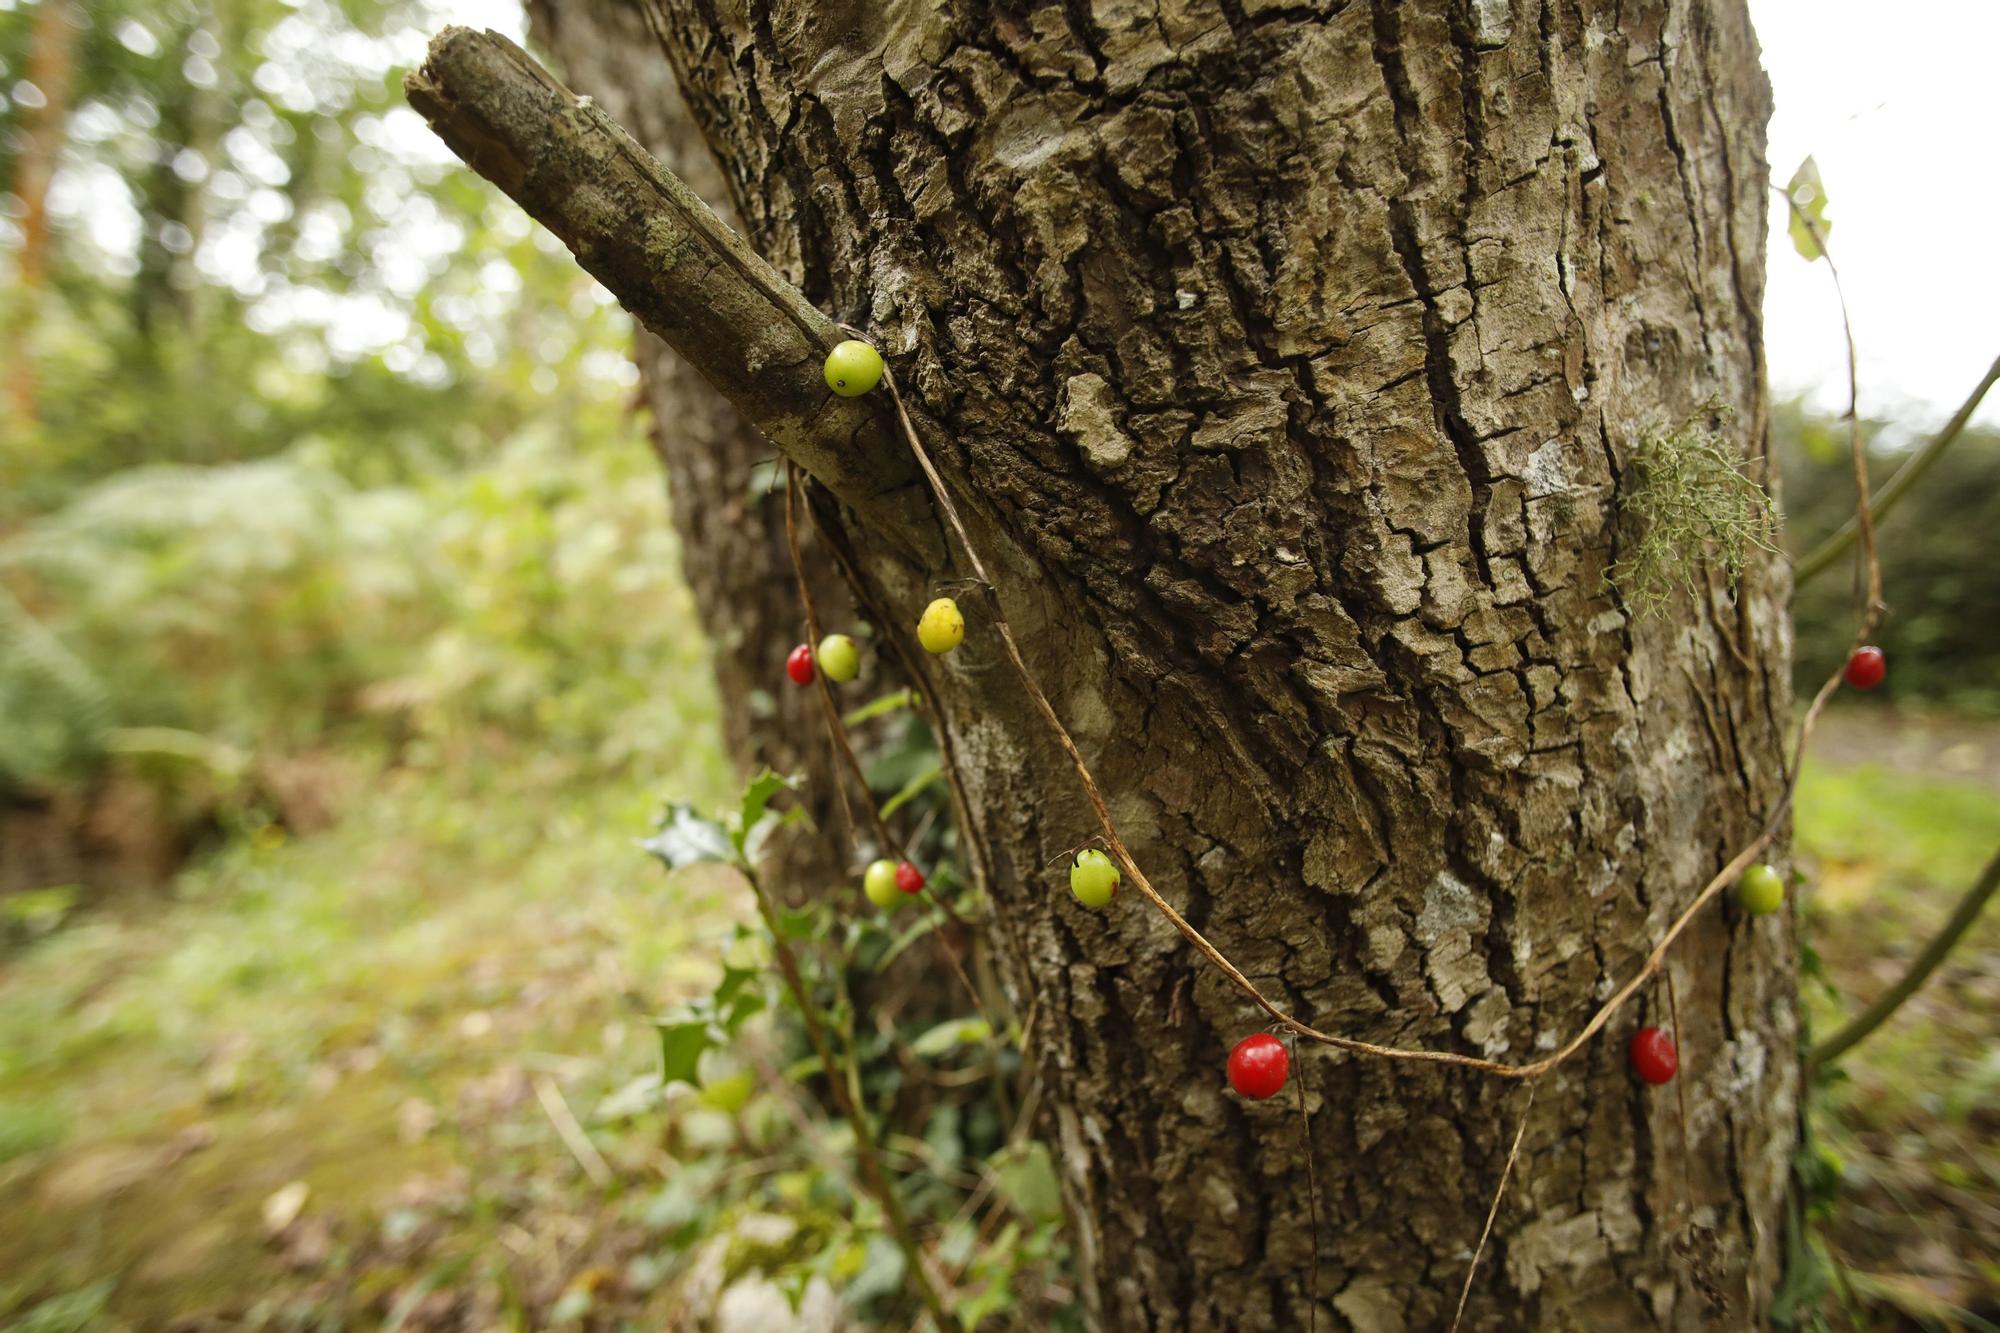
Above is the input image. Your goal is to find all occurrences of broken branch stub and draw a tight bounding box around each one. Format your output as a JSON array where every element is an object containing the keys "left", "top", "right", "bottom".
[{"left": 403, "top": 26, "right": 938, "bottom": 561}]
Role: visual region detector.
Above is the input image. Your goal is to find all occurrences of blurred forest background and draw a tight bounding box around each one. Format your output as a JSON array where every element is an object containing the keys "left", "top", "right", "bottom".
[{"left": 0, "top": 0, "right": 1993, "bottom": 1329}]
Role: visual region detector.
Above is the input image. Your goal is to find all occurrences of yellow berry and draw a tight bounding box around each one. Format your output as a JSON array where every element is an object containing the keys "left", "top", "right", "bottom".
[{"left": 918, "top": 597, "right": 964, "bottom": 655}]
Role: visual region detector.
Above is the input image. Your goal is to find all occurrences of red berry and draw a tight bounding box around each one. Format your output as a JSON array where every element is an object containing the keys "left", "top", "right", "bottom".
[
  {"left": 1844, "top": 645, "right": 1885, "bottom": 691},
  {"left": 895, "top": 861, "right": 925, "bottom": 894},
  {"left": 1629, "top": 1026, "right": 1678, "bottom": 1085},
  {"left": 1226, "top": 1033, "right": 1289, "bottom": 1100},
  {"left": 785, "top": 643, "right": 815, "bottom": 686}
]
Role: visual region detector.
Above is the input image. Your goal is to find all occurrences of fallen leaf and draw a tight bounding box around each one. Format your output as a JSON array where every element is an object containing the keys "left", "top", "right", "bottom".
[{"left": 263, "top": 1179, "right": 310, "bottom": 1235}]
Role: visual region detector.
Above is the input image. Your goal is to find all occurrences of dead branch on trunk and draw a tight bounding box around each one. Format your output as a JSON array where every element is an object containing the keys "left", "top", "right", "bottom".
[{"left": 403, "top": 27, "right": 941, "bottom": 565}]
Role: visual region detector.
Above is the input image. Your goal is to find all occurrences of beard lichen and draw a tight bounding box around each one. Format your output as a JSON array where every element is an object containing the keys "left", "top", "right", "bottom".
[{"left": 1606, "top": 400, "right": 1778, "bottom": 617}]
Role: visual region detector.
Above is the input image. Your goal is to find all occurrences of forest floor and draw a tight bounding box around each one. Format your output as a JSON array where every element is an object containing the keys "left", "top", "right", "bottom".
[{"left": 0, "top": 710, "right": 1994, "bottom": 1331}]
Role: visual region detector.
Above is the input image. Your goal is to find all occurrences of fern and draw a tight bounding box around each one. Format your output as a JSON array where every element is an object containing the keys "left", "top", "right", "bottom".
[{"left": 0, "top": 583, "right": 114, "bottom": 790}]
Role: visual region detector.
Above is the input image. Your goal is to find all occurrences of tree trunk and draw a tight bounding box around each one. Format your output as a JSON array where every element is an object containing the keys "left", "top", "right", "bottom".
[
  {"left": 4, "top": 0, "right": 77, "bottom": 433},
  {"left": 429, "top": 1, "right": 1796, "bottom": 1326}
]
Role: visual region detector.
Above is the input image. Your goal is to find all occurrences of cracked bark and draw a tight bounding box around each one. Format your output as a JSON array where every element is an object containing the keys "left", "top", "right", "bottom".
[{"left": 421, "top": 2, "right": 1794, "bottom": 1327}]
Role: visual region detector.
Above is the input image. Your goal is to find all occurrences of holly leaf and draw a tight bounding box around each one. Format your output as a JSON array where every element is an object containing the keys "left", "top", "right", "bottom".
[
  {"left": 776, "top": 906, "right": 822, "bottom": 941},
  {"left": 714, "top": 964, "right": 767, "bottom": 1034},
  {"left": 655, "top": 1019, "right": 714, "bottom": 1088},
  {"left": 1786, "top": 156, "right": 1832, "bottom": 261},
  {"left": 639, "top": 804, "right": 733, "bottom": 870},
  {"left": 733, "top": 770, "right": 793, "bottom": 857}
]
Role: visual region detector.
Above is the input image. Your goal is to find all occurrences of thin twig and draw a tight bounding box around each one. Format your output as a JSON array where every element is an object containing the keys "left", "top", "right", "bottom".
[
  {"left": 1665, "top": 968, "right": 1694, "bottom": 1220},
  {"left": 532, "top": 1074, "right": 614, "bottom": 1189},
  {"left": 784, "top": 463, "right": 1006, "bottom": 1108},
  {"left": 1451, "top": 1081, "right": 1538, "bottom": 1332},
  {"left": 785, "top": 463, "right": 891, "bottom": 856},
  {"left": 1810, "top": 843, "right": 2000, "bottom": 1069},
  {"left": 1290, "top": 1036, "right": 1320, "bottom": 1333}
]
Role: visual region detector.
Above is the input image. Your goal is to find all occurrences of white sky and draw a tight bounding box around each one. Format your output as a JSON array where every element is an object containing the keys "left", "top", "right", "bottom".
[{"left": 1753, "top": 0, "right": 2000, "bottom": 433}]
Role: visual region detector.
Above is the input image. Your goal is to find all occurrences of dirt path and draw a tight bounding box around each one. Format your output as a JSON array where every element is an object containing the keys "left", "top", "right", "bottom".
[{"left": 1808, "top": 707, "right": 2000, "bottom": 791}]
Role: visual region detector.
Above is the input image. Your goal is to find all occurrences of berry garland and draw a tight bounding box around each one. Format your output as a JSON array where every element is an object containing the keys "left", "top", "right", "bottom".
[{"left": 769, "top": 202, "right": 1896, "bottom": 1322}]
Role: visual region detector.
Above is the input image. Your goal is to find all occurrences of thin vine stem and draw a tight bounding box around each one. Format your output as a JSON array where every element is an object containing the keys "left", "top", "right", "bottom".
[
  {"left": 783, "top": 462, "right": 899, "bottom": 859},
  {"left": 1288, "top": 1033, "right": 1320, "bottom": 1333},
  {"left": 1665, "top": 967, "right": 1694, "bottom": 1219},
  {"left": 1778, "top": 190, "right": 1884, "bottom": 626},
  {"left": 739, "top": 862, "right": 961, "bottom": 1332},
  {"left": 783, "top": 461, "right": 1009, "bottom": 1111},
  {"left": 870, "top": 347, "right": 1863, "bottom": 1081},
  {"left": 1794, "top": 350, "right": 2000, "bottom": 587},
  {"left": 1809, "top": 843, "right": 2000, "bottom": 1070}
]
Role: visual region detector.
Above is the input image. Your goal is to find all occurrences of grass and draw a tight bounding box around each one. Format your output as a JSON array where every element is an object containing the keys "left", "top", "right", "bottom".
[
  {"left": 0, "top": 712, "right": 1993, "bottom": 1328},
  {"left": 0, "top": 735, "right": 741, "bottom": 1328},
  {"left": 1794, "top": 737, "right": 2000, "bottom": 1329}
]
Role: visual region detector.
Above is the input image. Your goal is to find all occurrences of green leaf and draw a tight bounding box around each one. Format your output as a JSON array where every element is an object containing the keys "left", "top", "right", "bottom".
[
  {"left": 842, "top": 687, "right": 920, "bottom": 728},
  {"left": 879, "top": 762, "right": 943, "bottom": 820},
  {"left": 742, "top": 804, "right": 808, "bottom": 865},
  {"left": 910, "top": 1017, "right": 991, "bottom": 1059},
  {"left": 874, "top": 909, "right": 942, "bottom": 967},
  {"left": 1786, "top": 155, "right": 1832, "bottom": 262},
  {"left": 776, "top": 906, "right": 822, "bottom": 941},
  {"left": 960, "top": 1281, "right": 1014, "bottom": 1332},
  {"left": 842, "top": 1236, "right": 907, "bottom": 1307},
  {"left": 734, "top": 769, "right": 793, "bottom": 855},
  {"left": 722, "top": 986, "right": 767, "bottom": 1036},
  {"left": 714, "top": 962, "right": 758, "bottom": 1012},
  {"left": 639, "top": 804, "right": 733, "bottom": 870},
  {"left": 697, "top": 1066, "right": 755, "bottom": 1114},
  {"left": 920, "top": 1103, "right": 965, "bottom": 1175},
  {"left": 992, "top": 1141, "right": 1064, "bottom": 1222},
  {"left": 781, "top": 1054, "right": 826, "bottom": 1082},
  {"left": 655, "top": 1019, "right": 714, "bottom": 1088}
]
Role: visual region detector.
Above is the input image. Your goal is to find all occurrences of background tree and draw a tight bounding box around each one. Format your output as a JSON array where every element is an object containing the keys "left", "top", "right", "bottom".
[{"left": 411, "top": 1, "right": 1797, "bottom": 1326}]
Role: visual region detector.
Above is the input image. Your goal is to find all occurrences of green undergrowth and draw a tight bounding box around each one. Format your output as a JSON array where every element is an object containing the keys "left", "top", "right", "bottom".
[
  {"left": 1793, "top": 753, "right": 2000, "bottom": 1328},
  {"left": 0, "top": 739, "right": 738, "bottom": 1327},
  {"left": 0, "top": 722, "right": 1992, "bottom": 1328}
]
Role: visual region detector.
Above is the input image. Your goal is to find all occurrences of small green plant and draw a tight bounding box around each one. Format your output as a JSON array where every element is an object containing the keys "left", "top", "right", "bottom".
[{"left": 1607, "top": 402, "right": 1778, "bottom": 616}]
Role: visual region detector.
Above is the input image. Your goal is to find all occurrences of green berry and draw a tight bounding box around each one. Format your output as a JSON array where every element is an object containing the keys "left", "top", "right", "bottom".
[
  {"left": 1070, "top": 849, "right": 1118, "bottom": 908},
  {"left": 823, "top": 340, "right": 884, "bottom": 397},
  {"left": 697, "top": 1051, "right": 755, "bottom": 1114},
  {"left": 817, "top": 633, "right": 860, "bottom": 683},
  {"left": 1736, "top": 863, "right": 1785, "bottom": 916},
  {"left": 918, "top": 597, "right": 964, "bottom": 655},
  {"left": 863, "top": 858, "right": 901, "bottom": 909}
]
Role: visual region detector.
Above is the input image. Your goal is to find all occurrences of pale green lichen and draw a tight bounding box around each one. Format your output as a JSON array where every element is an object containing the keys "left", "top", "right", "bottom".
[{"left": 1606, "top": 400, "right": 1778, "bottom": 617}]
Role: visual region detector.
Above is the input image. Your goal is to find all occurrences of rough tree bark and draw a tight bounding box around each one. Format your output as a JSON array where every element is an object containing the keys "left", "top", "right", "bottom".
[{"left": 412, "top": 2, "right": 1795, "bottom": 1328}]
